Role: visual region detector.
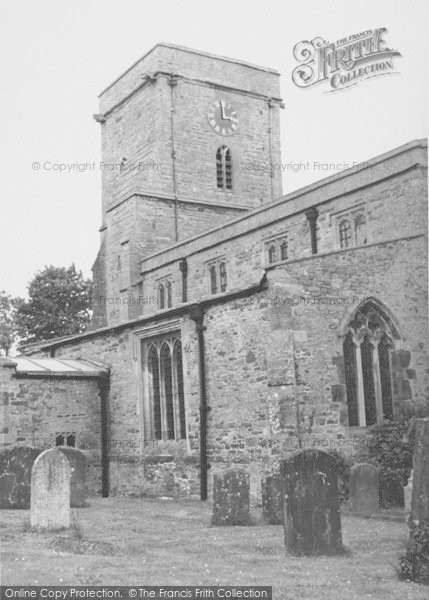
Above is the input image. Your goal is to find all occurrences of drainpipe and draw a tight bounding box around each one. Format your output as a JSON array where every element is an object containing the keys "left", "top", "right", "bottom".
[
  {"left": 98, "top": 371, "right": 110, "bottom": 497},
  {"left": 190, "top": 305, "right": 209, "bottom": 500},
  {"left": 179, "top": 258, "right": 188, "bottom": 303},
  {"left": 305, "top": 207, "right": 319, "bottom": 255},
  {"left": 168, "top": 74, "right": 179, "bottom": 242}
]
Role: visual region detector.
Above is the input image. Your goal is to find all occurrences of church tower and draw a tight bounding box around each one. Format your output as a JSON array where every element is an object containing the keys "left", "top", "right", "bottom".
[{"left": 91, "top": 44, "right": 283, "bottom": 327}]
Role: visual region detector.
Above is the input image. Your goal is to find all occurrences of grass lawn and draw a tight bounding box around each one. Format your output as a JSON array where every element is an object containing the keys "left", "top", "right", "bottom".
[{"left": 0, "top": 497, "right": 427, "bottom": 599}]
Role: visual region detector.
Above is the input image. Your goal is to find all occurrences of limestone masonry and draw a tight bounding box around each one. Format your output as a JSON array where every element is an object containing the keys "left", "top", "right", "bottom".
[{"left": 1, "top": 43, "right": 427, "bottom": 503}]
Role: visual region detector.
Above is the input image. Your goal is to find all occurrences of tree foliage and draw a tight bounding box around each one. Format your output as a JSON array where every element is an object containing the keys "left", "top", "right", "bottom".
[
  {"left": 399, "top": 519, "right": 429, "bottom": 583},
  {"left": 0, "top": 292, "right": 23, "bottom": 356},
  {"left": 16, "top": 265, "right": 92, "bottom": 344},
  {"left": 364, "top": 419, "right": 413, "bottom": 488}
]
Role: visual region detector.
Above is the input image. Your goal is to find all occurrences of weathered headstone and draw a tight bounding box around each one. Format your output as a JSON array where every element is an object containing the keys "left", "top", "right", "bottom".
[
  {"left": 212, "top": 468, "right": 250, "bottom": 526},
  {"left": 58, "top": 447, "right": 88, "bottom": 507},
  {"left": 30, "top": 448, "right": 71, "bottom": 530},
  {"left": 261, "top": 473, "right": 283, "bottom": 524},
  {"left": 281, "top": 449, "right": 343, "bottom": 555},
  {"left": 0, "top": 446, "right": 43, "bottom": 509},
  {"left": 410, "top": 418, "right": 429, "bottom": 524},
  {"left": 349, "top": 463, "right": 379, "bottom": 516}
]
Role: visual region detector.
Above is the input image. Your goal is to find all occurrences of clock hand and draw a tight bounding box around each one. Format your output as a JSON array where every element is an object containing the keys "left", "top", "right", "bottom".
[
  {"left": 220, "top": 101, "right": 234, "bottom": 122},
  {"left": 220, "top": 100, "right": 228, "bottom": 120}
]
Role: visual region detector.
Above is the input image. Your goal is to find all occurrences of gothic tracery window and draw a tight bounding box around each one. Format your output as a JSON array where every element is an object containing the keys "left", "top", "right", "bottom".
[
  {"left": 216, "top": 146, "right": 232, "bottom": 190},
  {"left": 337, "top": 208, "right": 367, "bottom": 249},
  {"left": 343, "top": 302, "right": 396, "bottom": 427},
  {"left": 145, "top": 336, "right": 186, "bottom": 441},
  {"left": 265, "top": 233, "right": 290, "bottom": 265}
]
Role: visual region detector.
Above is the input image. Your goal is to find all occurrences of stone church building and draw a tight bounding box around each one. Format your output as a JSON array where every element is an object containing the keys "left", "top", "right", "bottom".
[{"left": 1, "top": 44, "right": 428, "bottom": 501}]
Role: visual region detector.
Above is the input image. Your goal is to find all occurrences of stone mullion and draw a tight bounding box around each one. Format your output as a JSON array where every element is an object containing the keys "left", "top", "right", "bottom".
[
  {"left": 354, "top": 340, "right": 366, "bottom": 427},
  {"left": 171, "top": 341, "right": 180, "bottom": 441}
]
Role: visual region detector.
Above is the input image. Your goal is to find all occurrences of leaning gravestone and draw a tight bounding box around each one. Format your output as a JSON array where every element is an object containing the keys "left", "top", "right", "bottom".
[
  {"left": 0, "top": 446, "right": 43, "bottom": 508},
  {"left": 212, "top": 468, "right": 250, "bottom": 526},
  {"left": 261, "top": 473, "right": 283, "bottom": 524},
  {"left": 410, "top": 418, "right": 429, "bottom": 524},
  {"left": 30, "top": 448, "right": 71, "bottom": 530},
  {"left": 349, "top": 463, "right": 379, "bottom": 516},
  {"left": 281, "top": 449, "right": 343, "bottom": 555},
  {"left": 58, "top": 447, "right": 88, "bottom": 507}
]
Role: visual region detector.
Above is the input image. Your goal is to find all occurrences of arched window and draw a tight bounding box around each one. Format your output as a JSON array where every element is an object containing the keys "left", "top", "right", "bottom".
[
  {"left": 339, "top": 218, "right": 351, "bottom": 249},
  {"left": 354, "top": 212, "right": 367, "bottom": 246},
  {"left": 219, "top": 262, "right": 227, "bottom": 292},
  {"left": 342, "top": 301, "right": 397, "bottom": 426},
  {"left": 268, "top": 244, "right": 277, "bottom": 264},
  {"left": 280, "top": 238, "right": 288, "bottom": 261},
  {"left": 173, "top": 340, "right": 186, "bottom": 439},
  {"left": 216, "top": 146, "right": 232, "bottom": 190},
  {"left": 210, "top": 265, "right": 218, "bottom": 294},
  {"left": 55, "top": 433, "right": 65, "bottom": 446},
  {"left": 158, "top": 283, "right": 165, "bottom": 309},
  {"left": 148, "top": 345, "right": 162, "bottom": 439},
  {"left": 165, "top": 281, "right": 172, "bottom": 308},
  {"left": 145, "top": 337, "right": 187, "bottom": 442}
]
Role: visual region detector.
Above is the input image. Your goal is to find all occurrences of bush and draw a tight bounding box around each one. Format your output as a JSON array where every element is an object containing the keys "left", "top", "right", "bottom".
[
  {"left": 399, "top": 520, "right": 429, "bottom": 584},
  {"left": 358, "top": 418, "right": 413, "bottom": 508},
  {"left": 327, "top": 449, "right": 352, "bottom": 503}
]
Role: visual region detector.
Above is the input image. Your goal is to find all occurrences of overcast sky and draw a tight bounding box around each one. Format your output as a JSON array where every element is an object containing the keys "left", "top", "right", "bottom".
[{"left": 1, "top": 0, "right": 427, "bottom": 298}]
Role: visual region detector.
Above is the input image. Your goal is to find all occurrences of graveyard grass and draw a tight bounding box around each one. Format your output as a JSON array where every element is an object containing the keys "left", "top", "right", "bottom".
[{"left": 1, "top": 497, "right": 427, "bottom": 599}]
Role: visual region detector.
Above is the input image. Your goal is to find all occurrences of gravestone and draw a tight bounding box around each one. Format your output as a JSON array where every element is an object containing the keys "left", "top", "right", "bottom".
[
  {"left": 281, "top": 449, "right": 343, "bottom": 555},
  {"left": 30, "top": 448, "right": 71, "bottom": 530},
  {"left": 58, "top": 447, "right": 88, "bottom": 507},
  {"left": 212, "top": 468, "right": 250, "bottom": 526},
  {"left": 261, "top": 473, "right": 283, "bottom": 524},
  {"left": 404, "top": 469, "right": 413, "bottom": 522},
  {"left": 349, "top": 463, "right": 379, "bottom": 516},
  {"left": 410, "top": 418, "right": 429, "bottom": 523},
  {"left": 0, "top": 447, "right": 43, "bottom": 508}
]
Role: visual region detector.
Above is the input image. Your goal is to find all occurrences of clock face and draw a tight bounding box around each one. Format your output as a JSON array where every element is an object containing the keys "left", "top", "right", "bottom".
[{"left": 207, "top": 99, "right": 238, "bottom": 136}]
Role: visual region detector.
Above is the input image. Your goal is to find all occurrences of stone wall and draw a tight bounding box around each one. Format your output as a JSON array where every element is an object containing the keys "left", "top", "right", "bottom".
[
  {"left": 93, "top": 43, "right": 283, "bottom": 328},
  {"left": 138, "top": 142, "right": 427, "bottom": 319},
  {"left": 0, "top": 361, "right": 102, "bottom": 494},
  {"left": 19, "top": 140, "right": 428, "bottom": 503}
]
